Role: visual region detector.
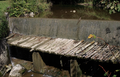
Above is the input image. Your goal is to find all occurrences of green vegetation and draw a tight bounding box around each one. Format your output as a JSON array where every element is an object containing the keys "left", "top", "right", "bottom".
[
  {"left": 0, "top": 1, "right": 9, "bottom": 16},
  {"left": 93, "top": 0, "right": 120, "bottom": 14},
  {"left": 0, "top": 72, "right": 2, "bottom": 77},
  {"left": 7, "top": 0, "right": 52, "bottom": 17},
  {"left": 0, "top": 16, "right": 9, "bottom": 39},
  {"left": 0, "top": 1, "right": 9, "bottom": 39}
]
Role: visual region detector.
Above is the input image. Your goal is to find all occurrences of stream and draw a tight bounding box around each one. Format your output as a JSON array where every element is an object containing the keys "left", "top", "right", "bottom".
[
  {"left": 4, "top": 57, "right": 70, "bottom": 77},
  {"left": 48, "top": 5, "right": 120, "bottom": 20},
  {"left": 4, "top": 4, "right": 120, "bottom": 77}
]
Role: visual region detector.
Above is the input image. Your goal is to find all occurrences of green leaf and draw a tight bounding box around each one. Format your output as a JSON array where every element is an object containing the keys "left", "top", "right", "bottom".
[
  {"left": 115, "top": 69, "right": 120, "bottom": 72},
  {"left": 113, "top": 75, "right": 117, "bottom": 77},
  {"left": 111, "top": 6, "right": 114, "bottom": 9},
  {"left": 104, "top": 72, "right": 107, "bottom": 76},
  {"left": 92, "top": 34, "right": 96, "bottom": 39},
  {"left": 109, "top": 10, "right": 112, "bottom": 14}
]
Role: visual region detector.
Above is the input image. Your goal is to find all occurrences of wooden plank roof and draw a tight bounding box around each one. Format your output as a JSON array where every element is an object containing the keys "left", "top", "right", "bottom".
[{"left": 6, "top": 33, "right": 120, "bottom": 63}]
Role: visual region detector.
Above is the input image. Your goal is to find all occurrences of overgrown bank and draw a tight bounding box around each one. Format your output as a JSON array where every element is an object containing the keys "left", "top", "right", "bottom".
[{"left": 7, "top": 0, "right": 52, "bottom": 17}]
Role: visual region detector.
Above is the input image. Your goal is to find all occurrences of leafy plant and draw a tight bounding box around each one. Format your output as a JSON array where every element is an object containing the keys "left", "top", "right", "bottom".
[
  {"left": 104, "top": 0, "right": 120, "bottom": 14},
  {"left": 7, "top": 0, "right": 51, "bottom": 17},
  {"left": 0, "top": 16, "right": 9, "bottom": 39},
  {"left": 93, "top": 0, "right": 120, "bottom": 14}
]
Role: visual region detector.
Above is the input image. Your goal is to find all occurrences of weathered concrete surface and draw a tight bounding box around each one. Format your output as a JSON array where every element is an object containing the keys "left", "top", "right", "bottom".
[
  {"left": 9, "top": 18, "right": 120, "bottom": 46},
  {"left": 70, "top": 59, "right": 82, "bottom": 77},
  {"left": 32, "top": 52, "right": 46, "bottom": 73}
]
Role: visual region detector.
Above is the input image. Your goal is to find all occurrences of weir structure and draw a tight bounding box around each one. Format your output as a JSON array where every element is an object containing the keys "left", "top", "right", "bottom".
[{"left": 7, "top": 18, "right": 120, "bottom": 77}]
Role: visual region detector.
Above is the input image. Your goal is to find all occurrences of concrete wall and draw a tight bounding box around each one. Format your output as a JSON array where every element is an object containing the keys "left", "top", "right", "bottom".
[{"left": 9, "top": 18, "right": 120, "bottom": 46}]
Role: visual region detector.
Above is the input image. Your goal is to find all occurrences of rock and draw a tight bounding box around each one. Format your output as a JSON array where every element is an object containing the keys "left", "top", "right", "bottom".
[
  {"left": 9, "top": 64, "right": 25, "bottom": 77},
  {"left": 29, "top": 12, "right": 35, "bottom": 17}
]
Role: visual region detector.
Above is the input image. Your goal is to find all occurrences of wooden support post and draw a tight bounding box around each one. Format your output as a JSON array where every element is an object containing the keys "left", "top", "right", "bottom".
[
  {"left": 70, "top": 59, "right": 82, "bottom": 77},
  {"left": 32, "top": 52, "right": 46, "bottom": 73}
]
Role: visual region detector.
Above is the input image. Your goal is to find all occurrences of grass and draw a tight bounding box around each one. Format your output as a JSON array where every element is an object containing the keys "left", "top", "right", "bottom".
[{"left": 0, "top": 1, "right": 10, "bottom": 16}]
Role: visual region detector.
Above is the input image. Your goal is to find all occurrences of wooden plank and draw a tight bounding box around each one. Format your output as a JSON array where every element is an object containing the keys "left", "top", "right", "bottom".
[
  {"left": 53, "top": 39, "right": 74, "bottom": 54},
  {"left": 42, "top": 38, "right": 64, "bottom": 53},
  {"left": 6, "top": 33, "right": 16, "bottom": 40},
  {"left": 63, "top": 40, "right": 84, "bottom": 55},
  {"left": 96, "top": 47, "right": 110, "bottom": 60},
  {"left": 30, "top": 37, "right": 51, "bottom": 52},
  {"left": 54, "top": 40, "right": 74, "bottom": 54},
  {"left": 86, "top": 45, "right": 105, "bottom": 59},
  {"left": 18, "top": 37, "right": 36, "bottom": 47},
  {"left": 35, "top": 38, "right": 56, "bottom": 52},
  {"left": 101, "top": 49, "right": 112, "bottom": 61},
  {"left": 10, "top": 36, "right": 31, "bottom": 45},
  {"left": 49, "top": 39, "right": 67, "bottom": 53},
  {"left": 75, "top": 41, "right": 95, "bottom": 54},
  {"left": 106, "top": 48, "right": 119, "bottom": 61},
  {"left": 51, "top": 39, "right": 73, "bottom": 54},
  {"left": 59, "top": 40, "right": 77, "bottom": 55},
  {"left": 25, "top": 37, "right": 43, "bottom": 47},
  {"left": 81, "top": 42, "right": 98, "bottom": 58},
  {"left": 7, "top": 34, "right": 22, "bottom": 44},
  {"left": 67, "top": 42, "right": 86, "bottom": 56},
  {"left": 59, "top": 40, "right": 84, "bottom": 55},
  {"left": 111, "top": 51, "right": 120, "bottom": 63},
  {"left": 75, "top": 41, "right": 95, "bottom": 58},
  {"left": 90, "top": 46, "right": 105, "bottom": 60},
  {"left": 85, "top": 45, "right": 100, "bottom": 58}
]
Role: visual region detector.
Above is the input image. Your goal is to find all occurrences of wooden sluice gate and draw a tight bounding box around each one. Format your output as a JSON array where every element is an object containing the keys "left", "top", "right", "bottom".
[
  {"left": 6, "top": 33, "right": 120, "bottom": 77},
  {"left": 8, "top": 18, "right": 120, "bottom": 76},
  {"left": 7, "top": 33, "right": 120, "bottom": 63}
]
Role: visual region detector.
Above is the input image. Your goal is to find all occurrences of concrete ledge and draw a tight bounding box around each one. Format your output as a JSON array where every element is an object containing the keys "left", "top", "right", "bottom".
[{"left": 9, "top": 18, "right": 120, "bottom": 46}]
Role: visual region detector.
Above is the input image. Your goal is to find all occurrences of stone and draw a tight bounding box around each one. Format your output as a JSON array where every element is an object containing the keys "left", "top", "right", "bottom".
[
  {"left": 9, "top": 64, "right": 25, "bottom": 77},
  {"left": 29, "top": 12, "right": 35, "bottom": 17}
]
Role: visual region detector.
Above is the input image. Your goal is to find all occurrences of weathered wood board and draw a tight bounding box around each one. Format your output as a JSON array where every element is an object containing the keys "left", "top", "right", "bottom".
[{"left": 7, "top": 33, "right": 120, "bottom": 63}]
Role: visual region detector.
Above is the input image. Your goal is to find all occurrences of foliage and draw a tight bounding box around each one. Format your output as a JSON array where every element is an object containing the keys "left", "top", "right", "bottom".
[
  {"left": 103, "top": 0, "right": 120, "bottom": 14},
  {"left": 0, "top": 1, "right": 9, "bottom": 39},
  {"left": 93, "top": 0, "right": 120, "bottom": 14},
  {"left": 88, "top": 34, "right": 96, "bottom": 38},
  {"left": 0, "top": 16, "right": 9, "bottom": 39},
  {"left": 0, "top": 72, "right": 2, "bottom": 77},
  {"left": 93, "top": 0, "right": 101, "bottom": 6},
  {"left": 0, "top": 1, "right": 9, "bottom": 16},
  {"left": 7, "top": 0, "right": 51, "bottom": 17}
]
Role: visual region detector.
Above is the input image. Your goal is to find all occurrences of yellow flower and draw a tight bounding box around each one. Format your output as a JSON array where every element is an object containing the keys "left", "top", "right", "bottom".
[{"left": 88, "top": 34, "right": 95, "bottom": 38}]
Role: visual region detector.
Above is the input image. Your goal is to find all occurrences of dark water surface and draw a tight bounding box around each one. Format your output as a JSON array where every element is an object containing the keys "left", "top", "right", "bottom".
[{"left": 48, "top": 5, "right": 120, "bottom": 21}]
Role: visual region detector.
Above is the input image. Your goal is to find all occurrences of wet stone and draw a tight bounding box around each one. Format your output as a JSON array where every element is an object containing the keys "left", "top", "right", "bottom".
[{"left": 9, "top": 64, "right": 26, "bottom": 77}]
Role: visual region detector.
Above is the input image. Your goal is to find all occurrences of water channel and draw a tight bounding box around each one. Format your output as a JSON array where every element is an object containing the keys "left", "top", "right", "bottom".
[
  {"left": 4, "top": 4, "right": 120, "bottom": 77},
  {"left": 48, "top": 4, "right": 120, "bottom": 20}
]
